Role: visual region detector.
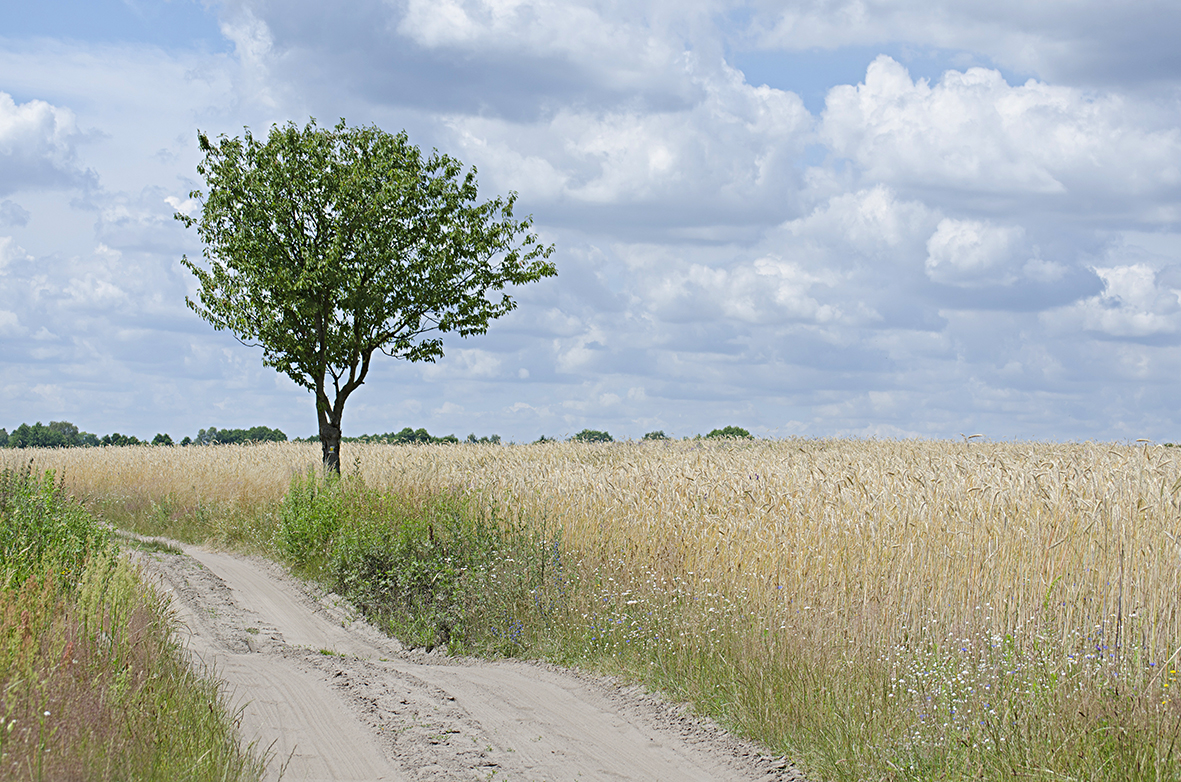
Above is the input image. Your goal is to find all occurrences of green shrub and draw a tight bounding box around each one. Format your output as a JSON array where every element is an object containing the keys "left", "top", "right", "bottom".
[
  {"left": 275, "top": 472, "right": 568, "bottom": 655},
  {"left": 705, "top": 425, "right": 753, "bottom": 439},
  {"left": 642, "top": 430, "right": 669, "bottom": 440},
  {"left": 278, "top": 470, "right": 342, "bottom": 567},
  {"left": 572, "top": 429, "right": 612, "bottom": 443},
  {"left": 0, "top": 462, "right": 112, "bottom": 589},
  {"left": 195, "top": 426, "right": 287, "bottom": 445},
  {"left": 330, "top": 502, "right": 470, "bottom": 650}
]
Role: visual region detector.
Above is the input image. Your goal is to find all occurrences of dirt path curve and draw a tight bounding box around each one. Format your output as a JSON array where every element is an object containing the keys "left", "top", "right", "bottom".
[{"left": 134, "top": 542, "right": 808, "bottom": 782}]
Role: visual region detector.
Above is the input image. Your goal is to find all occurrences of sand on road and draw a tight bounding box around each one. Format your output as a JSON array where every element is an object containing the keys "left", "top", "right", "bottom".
[{"left": 133, "top": 541, "right": 808, "bottom": 782}]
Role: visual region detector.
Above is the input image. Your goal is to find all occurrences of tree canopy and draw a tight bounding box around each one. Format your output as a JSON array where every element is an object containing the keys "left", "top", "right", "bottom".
[
  {"left": 178, "top": 119, "right": 556, "bottom": 470},
  {"left": 705, "top": 425, "right": 753, "bottom": 439},
  {"left": 571, "top": 429, "right": 613, "bottom": 443}
]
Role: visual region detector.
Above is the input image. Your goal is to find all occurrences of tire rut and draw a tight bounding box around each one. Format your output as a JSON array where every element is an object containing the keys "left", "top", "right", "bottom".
[{"left": 133, "top": 541, "right": 809, "bottom": 782}]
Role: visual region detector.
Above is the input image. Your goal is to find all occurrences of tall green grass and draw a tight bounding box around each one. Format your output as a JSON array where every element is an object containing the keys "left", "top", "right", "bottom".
[
  {"left": 279, "top": 470, "right": 569, "bottom": 655},
  {"left": 0, "top": 462, "right": 264, "bottom": 781}
]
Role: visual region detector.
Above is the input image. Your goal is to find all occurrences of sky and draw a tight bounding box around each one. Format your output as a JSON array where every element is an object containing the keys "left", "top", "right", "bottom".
[{"left": 2, "top": 0, "right": 1181, "bottom": 443}]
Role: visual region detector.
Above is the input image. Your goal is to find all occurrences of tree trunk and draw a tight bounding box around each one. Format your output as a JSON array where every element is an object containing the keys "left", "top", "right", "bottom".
[{"left": 320, "top": 420, "right": 342, "bottom": 473}]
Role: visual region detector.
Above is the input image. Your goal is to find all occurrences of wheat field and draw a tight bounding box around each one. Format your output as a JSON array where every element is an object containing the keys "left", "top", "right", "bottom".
[
  {"left": 15, "top": 437, "right": 1181, "bottom": 663},
  {"left": 11, "top": 438, "right": 1181, "bottom": 778}
]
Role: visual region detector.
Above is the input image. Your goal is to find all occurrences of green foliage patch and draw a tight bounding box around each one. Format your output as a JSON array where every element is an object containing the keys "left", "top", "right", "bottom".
[
  {"left": 2, "top": 421, "right": 100, "bottom": 449},
  {"left": 277, "top": 471, "right": 568, "bottom": 655},
  {"left": 0, "top": 462, "right": 112, "bottom": 589},
  {"left": 195, "top": 426, "right": 287, "bottom": 445},
  {"left": 571, "top": 429, "right": 613, "bottom": 443},
  {"left": 704, "top": 425, "right": 753, "bottom": 439}
]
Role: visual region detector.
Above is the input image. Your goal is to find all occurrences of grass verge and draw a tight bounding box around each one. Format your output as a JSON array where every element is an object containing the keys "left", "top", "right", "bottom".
[{"left": 0, "top": 462, "right": 264, "bottom": 781}]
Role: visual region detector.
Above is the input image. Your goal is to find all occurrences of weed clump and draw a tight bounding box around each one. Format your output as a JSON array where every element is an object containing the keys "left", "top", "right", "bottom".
[
  {"left": 278, "top": 470, "right": 569, "bottom": 655},
  {"left": 0, "top": 461, "right": 111, "bottom": 589}
]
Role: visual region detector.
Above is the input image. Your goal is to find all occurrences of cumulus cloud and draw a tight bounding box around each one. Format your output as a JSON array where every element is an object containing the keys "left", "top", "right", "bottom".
[
  {"left": 821, "top": 56, "right": 1181, "bottom": 219},
  {"left": 648, "top": 256, "right": 841, "bottom": 325},
  {"left": 0, "top": 92, "right": 91, "bottom": 195},
  {"left": 0, "top": 309, "right": 21, "bottom": 336},
  {"left": 0, "top": 200, "right": 30, "bottom": 227},
  {"left": 1046, "top": 263, "right": 1181, "bottom": 340},
  {"left": 0, "top": 236, "right": 31, "bottom": 274},
  {"left": 420, "top": 348, "right": 503, "bottom": 380},
  {"left": 5, "top": 0, "right": 1181, "bottom": 443},
  {"left": 744, "top": 0, "right": 1181, "bottom": 89},
  {"left": 925, "top": 219, "right": 1027, "bottom": 287},
  {"left": 778, "top": 185, "right": 935, "bottom": 263},
  {"left": 443, "top": 58, "right": 812, "bottom": 231},
  {"left": 218, "top": 5, "right": 280, "bottom": 109},
  {"left": 398, "top": 0, "right": 672, "bottom": 76}
]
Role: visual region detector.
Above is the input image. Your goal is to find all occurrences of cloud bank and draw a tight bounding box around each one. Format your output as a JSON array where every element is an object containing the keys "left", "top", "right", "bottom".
[{"left": 1, "top": 0, "right": 1180, "bottom": 443}]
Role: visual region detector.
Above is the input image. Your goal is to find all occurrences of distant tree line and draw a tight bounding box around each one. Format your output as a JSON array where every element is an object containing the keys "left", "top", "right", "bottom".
[
  {"left": 0, "top": 421, "right": 287, "bottom": 448},
  {"left": 0, "top": 420, "right": 756, "bottom": 449},
  {"left": 540, "top": 426, "right": 753, "bottom": 443},
  {"left": 191, "top": 426, "right": 287, "bottom": 446},
  {"left": 295, "top": 427, "right": 502, "bottom": 445}
]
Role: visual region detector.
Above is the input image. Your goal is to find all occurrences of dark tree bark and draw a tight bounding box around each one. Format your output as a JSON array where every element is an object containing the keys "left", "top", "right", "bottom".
[{"left": 319, "top": 420, "right": 342, "bottom": 473}]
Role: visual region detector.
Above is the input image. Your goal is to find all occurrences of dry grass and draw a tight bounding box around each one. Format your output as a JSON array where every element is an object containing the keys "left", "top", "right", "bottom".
[{"left": 13, "top": 438, "right": 1181, "bottom": 779}]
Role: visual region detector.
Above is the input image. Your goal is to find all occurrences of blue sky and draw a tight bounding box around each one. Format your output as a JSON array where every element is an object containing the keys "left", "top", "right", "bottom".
[{"left": 2, "top": 0, "right": 1181, "bottom": 442}]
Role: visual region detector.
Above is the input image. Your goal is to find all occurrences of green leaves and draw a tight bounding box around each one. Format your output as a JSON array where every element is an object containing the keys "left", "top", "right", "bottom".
[{"left": 178, "top": 118, "right": 556, "bottom": 467}]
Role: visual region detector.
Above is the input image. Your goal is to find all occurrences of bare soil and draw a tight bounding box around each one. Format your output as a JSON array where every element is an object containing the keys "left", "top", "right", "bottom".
[{"left": 132, "top": 541, "right": 810, "bottom": 782}]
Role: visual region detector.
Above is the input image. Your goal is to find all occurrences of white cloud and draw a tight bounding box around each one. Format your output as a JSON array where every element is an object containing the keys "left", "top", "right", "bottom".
[
  {"left": 745, "top": 1, "right": 1181, "bottom": 89},
  {"left": 4, "top": 0, "right": 1181, "bottom": 444},
  {"left": 779, "top": 185, "right": 935, "bottom": 260},
  {"left": 443, "top": 58, "right": 811, "bottom": 217},
  {"left": 0, "top": 200, "right": 29, "bottom": 227},
  {"left": 1046, "top": 264, "right": 1181, "bottom": 339},
  {"left": 0, "top": 236, "right": 31, "bottom": 273},
  {"left": 164, "top": 194, "right": 199, "bottom": 217},
  {"left": 0, "top": 92, "right": 87, "bottom": 195},
  {"left": 554, "top": 326, "right": 609, "bottom": 373},
  {"left": 693, "top": 257, "right": 841, "bottom": 324},
  {"left": 397, "top": 0, "right": 694, "bottom": 97},
  {"left": 421, "top": 348, "right": 503, "bottom": 379},
  {"left": 218, "top": 6, "right": 279, "bottom": 109},
  {"left": 0, "top": 309, "right": 21, "bottom": 335},
  {"left": 821, "top": 56, "right": 1181, "bottom": 213},
  {"left": 925, "top": 218, "right": 1026, "bottom": 287}
]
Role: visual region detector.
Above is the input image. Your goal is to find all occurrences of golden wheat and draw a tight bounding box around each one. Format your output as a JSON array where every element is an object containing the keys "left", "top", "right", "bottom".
[{"left": 11, "top": 438, "right": 1181, "bottom": 666}]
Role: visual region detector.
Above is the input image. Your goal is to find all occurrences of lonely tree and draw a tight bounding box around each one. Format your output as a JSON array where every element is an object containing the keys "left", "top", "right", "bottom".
[{"left": 179, "top": 119, "right": 556, "bottom": 471}]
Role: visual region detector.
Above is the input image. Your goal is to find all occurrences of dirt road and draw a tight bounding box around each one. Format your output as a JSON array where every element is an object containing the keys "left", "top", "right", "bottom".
[{"left": 135, "top": 542, "right": 807, "bottom": 782}]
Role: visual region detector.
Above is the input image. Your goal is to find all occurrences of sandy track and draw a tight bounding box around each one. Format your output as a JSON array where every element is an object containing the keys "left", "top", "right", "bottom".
[{"left": 135, "top": 542, "right": 807, "bottom": 782}]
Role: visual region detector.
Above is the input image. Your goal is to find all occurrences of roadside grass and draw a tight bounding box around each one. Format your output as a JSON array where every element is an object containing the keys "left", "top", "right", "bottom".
[
  {"left": 20, "top": 440, "right": 1181, "bottom": 781},
  {"left": 279, "top": 469, "right": 568, "bottom": 656},
  {"left": 0, "top": 461, "right": 264, "bottom": 781}
]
